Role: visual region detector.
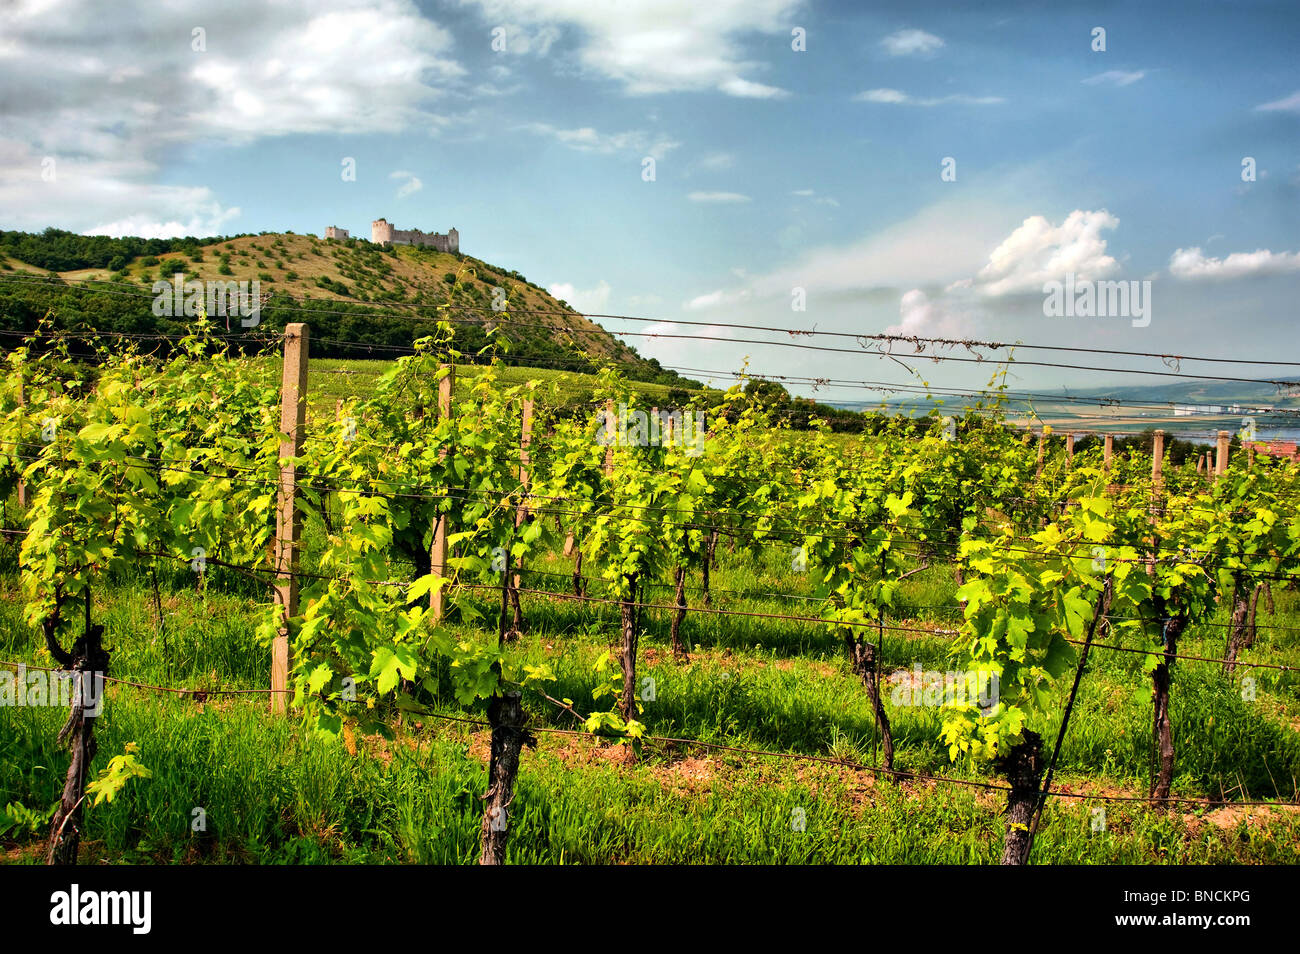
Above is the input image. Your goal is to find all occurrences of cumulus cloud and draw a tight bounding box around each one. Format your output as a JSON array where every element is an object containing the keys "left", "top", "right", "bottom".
[
  {"left": 548, "top": 279, "right": 611, "bottom": 313},
  {"left": 1168, "top": 247, "right": 1300, "bottom": 280},
  {"left": 460, "top": 0, "right": 799, "bottom": 97},
  {"left": 0, "top": 142, "right": 241, "bottom": 236},
  {"left": 974, "top": 210, "right": 1121, "bottom": 296},
  {"left": 685, "top": 194, "right": 1015, "bottom": 313},
  {"left": 886, "top": 288, "right": 977, "bottom": 337},
  {"left": 853, "top": 88, "right": 1004, "bottom": 106},
  {"left": 390, "top": 170, "right": 424, "bottom": 198},
  {"left": 880, "top": 29, "right": 944, "bottom": 56},
  {"left": 1082, "top": 70, "right": 1147, "bottom": 87},
  {"left": 688, "top": 191, "right": 751, "bottom": 203},
  {"left": 0, "top": 0, "right": 464, "bottom": 235},
  {"left": 521, "top": 122, "right": 679, "bottom": 157}
]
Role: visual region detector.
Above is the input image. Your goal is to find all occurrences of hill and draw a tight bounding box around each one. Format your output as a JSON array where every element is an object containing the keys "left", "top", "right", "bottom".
[{"left": 0, "top": 228, "right": 692, "bottom": 387}]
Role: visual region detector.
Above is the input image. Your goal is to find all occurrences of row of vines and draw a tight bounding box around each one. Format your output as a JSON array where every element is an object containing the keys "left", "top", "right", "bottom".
[{"left": 2, "top": 320, "right": 1298, "bottom": 864}]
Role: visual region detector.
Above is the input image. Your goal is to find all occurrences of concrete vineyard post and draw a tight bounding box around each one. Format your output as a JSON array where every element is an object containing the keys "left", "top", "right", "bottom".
[
  {"left": 1216, "top": 430, "right": 1230, "bottom": 478},
  {"left": 272, "top": 323, "right": 309, "bottom": 714},
  {"left": 431, "top": 364, "right": 454, "bottom": 622}
]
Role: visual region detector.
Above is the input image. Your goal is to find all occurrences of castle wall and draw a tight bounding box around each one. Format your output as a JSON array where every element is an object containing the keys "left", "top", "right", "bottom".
[{"left": 371, "top": 218, "right": 458, "bottom": 252}]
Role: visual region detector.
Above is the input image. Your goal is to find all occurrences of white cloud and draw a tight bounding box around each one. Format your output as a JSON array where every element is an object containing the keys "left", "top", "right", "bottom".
[
  {"left": 974, "top": 210, "right": 1121, "bottom": 296},
  {"left": 86, "top": 206, "right": 243, "bottom": 240},
  {"left": 684, "top": 194, "right": 1016, "bottom": 310},
  {"left": 460, "top": 0, "right": 799, "bottom": 97},
  {"left": 856, "top": 88, "right": 909, "bottom": 104},
  {"left": 685, "top": 288, "right": 752, "bottom": 310},
  {"left": 886, "top": 289, "right": 977, "bottom": 337},
  {"left": 521, "top": 122, "right": 679, "bottom": 158},
  {"left": 880, "top": 29, "right": 944, "bottom": 56},
  {"left": 0, "top": 143, "right": 240, "bottom": 237},
  {"left": 390, "top": 170, "right": 424, "bottom": 198},
  {"left": 853, "top": 88, "right": 1004, "bottom": 106},
  {"left": 1169, "top": 247, "right": 1300, "bottom": 280},
  {"left": 688, "top": 191, "right": 751, "bottom": 203},
  {"left": 1255, "top": 90, "right": 1300, "bottom": 113},
  {"left": 1082, "top": 70, "right": 1147, "bottom": 87},
  {"left": 548, "top": 279, "right": 611, "bottom": 313},
  {"left": 0, "top": 0, "right": 464, "bottom": 235},
  {"left": 791, "top": 188, "right": 814, "bottom": 196}
]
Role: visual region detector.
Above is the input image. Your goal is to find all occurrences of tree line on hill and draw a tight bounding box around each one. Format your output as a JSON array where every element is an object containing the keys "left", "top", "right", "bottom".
[{"left": 0, "top": 228, "right": 697, "bottom": 389}]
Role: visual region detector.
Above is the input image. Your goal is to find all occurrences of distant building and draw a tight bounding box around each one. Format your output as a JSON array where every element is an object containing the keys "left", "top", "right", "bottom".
[
  {"left": 1246, "top": 439, "right": 1298, "bottom": 461},
  {"left": 324, "top": 225, "right": 349, "bottom": 239},
  {"left": 371, "top": 218, "right": 459, "bottom": 253}
]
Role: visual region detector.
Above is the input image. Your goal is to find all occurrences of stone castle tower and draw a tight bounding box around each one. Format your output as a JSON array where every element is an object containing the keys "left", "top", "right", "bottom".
[{"left": 370, "top": 218, "right": 459, "bottom": 253}]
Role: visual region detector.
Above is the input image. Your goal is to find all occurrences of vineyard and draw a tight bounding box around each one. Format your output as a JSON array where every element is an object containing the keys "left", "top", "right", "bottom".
[{"left": 2, "top": 316, "right": 1300, "bottom": 866}]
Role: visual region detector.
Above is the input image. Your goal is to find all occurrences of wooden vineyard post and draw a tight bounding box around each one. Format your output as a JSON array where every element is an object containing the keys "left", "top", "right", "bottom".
[
  {"left": 272, "top": 323, "right": 309, "bottom": 714},
  {"left": 431, "top": 365, "right": 454, "bottom": 622},
  {"left": 15, "top": 370, "right": 26, "bottom": 509},
  {"left": 1035, "top": 432, "right": 1046, "bottom": 478},
  {"left": 1065, "top": 433, "right": 1075, "bottom": 466},
  {"left": 517, "top": 399, "right": 533, "bottom": 502},
  {"left": 1103, "top": 433, "right": 1114, "bottom": 472},
  {"left": 1151, "top": 429, "right": 1164, "bottom": 490},
  {"left": 604, "top": 399, "right": 616, "bottom": 476},
  {"left": 1216, "top": 430, "right": 1230, "bottom": 478},
  {"left": 508, "top": 399, "right": 533, "bottom": 635}
]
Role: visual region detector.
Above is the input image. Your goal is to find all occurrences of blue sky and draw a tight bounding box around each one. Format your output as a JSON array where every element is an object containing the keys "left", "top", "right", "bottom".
[{"left": 2, "top": 0, "right": 1297, "bottom": 397}]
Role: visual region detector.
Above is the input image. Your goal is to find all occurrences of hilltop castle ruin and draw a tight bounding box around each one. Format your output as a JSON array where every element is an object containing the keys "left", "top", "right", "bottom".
[{"left": 370, "top": 218, "right": 459, "bottom": 253}]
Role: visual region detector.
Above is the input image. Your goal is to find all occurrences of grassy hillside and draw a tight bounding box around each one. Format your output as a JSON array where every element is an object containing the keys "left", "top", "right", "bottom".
[{"left": 0, "top": 229, "right": 690, "bottom": 386}]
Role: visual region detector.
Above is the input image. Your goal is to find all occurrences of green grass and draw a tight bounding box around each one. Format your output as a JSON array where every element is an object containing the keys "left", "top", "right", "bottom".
[{"left": 2, "top": 529, "right": 1299, "bottom": 865}]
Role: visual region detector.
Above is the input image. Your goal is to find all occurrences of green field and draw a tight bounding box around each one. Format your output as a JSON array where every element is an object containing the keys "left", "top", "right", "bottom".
[{"left": 3, "top": 532, "right": 1298, "bottom": 864}]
